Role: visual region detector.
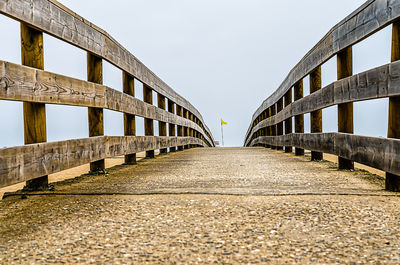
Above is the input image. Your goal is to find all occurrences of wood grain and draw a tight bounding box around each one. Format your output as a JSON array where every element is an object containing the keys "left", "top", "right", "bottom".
[
  {"left": 157, "top": 93, "right": 168, "bottom": 154},
  {"left": 310, "top": 66, "right": 323, "bottom": 161},
  {"left": 123, "top": 71, "right": 136, "bottom": 164},
  {"left": 143, "top": 84, "right": 154, "bottom": 158},
  {"left": 246, "top": 0, "right": 400, "bottom": 141},
  {"left": 0, "top": 0, "right": 214, "bottom": 142},
  {"left": 87, "top": 52, "right": 105, "bottom": 172},
  {"left": 176, "top": 105, "right": 184, "bottom": 151},
  {"left": 293, "top": 80, "right": 304, "bottom": 156},
  {"left": 168, "top": 99, "right": 176, "bottom": 152},
  {"left": 250, "top": 133, "right": 400, "bottom": 177},
  {"left": 0, "top": 60, "right": 213, "bottom": 147},
  {"left": 245, "top": 60, "right": 400, "bottom": 147},
  {"left": 0, "top": 136, "right": 205, "bottom": 189},
  {"left": 276, "top": 98, "right": 284, "bottom": 150},
  {"left": 21, "top": 23, "right": 48, "bottom": 189},
  {"left": 337, "top": 47, "right": 354, "bottom": 169},
  {"left": 284, "top": 88, "right": 292, "bottom": 153},
  {"left": 387, "top": 20, "right": 400, "bottom": 191}
]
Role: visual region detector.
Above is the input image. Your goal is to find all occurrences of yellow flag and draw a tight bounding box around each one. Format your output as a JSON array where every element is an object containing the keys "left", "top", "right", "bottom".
[{"left": 221, "top": 119, "right": 228, "bottom": 125}]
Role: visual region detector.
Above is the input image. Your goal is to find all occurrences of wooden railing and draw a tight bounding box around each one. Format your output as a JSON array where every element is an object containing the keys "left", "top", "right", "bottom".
[
  {"left": 244, "top": 0, "right": 400, "bottom": 192},
  {"left": 0, "top": 0, "right": 214, "bottom": 190}
]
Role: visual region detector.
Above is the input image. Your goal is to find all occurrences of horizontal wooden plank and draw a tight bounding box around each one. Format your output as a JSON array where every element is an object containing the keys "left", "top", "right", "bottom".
[
  {"left": 246, "top": 0, "right": 400, "bottom": 140},
  {"left": 0, "top": 136, "right": 205, "bottom": 188},
  {"left": 250, "top": 133, "right": 400, "bottom": 176},
  {"left": 245, "top": 60, "right": 400, "bottom": 146},
  {"left": 0, "top": 60, "right": 213, "bottom": 147},
  {"left": 0, "top": 0, "right": 214, "bottom": 144}
]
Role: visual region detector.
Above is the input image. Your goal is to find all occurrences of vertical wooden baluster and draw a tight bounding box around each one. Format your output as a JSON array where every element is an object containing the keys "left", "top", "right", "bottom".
[
  {"left": 310, "top": 66, "right": 323, "bottom": 161},
  {"left": 294, "top": 80, "right": 305, "bottom": 156},
  {"left": 387, "top": 21, "right": 400, "bottom": 191},
  {"left": 269, "top": 107, "right": 273, "bottom": 148},
  {"left": 263, "top": 110, "right": 268, "bottom": 148},
  {"left": 276, "top": 98, "right": 284, "bottom": 150},
  {"left": 168, "top": 99, "right": 176, "bottom": 152},
  {"left": 87, "top": 53, "right": 105, "bottom": 173},
  {"left": 143, "top": 84, "right": 155, "bottom": 158},
  {"left": 265, "top": 108, "right": 271, "bottom": 148},
  {"left": 337, "top": 47, "right": 354, "bottom": 169},
  {"left": 189, "top": 112, "right": 194, "bottom": 148},
  {"left": 123, "top": 72, "right": 136, "bottom": 164},
  {"left": 21, "top": 23, "right": 48, "bottom": 190},
  {"left": 176, "top": 105, "right": 184, "bottom": 151},
  {"left": 284, "top": 88, "right": 293, "bottom": 153},
  {"left": 158, "top": 94, "right": 168, "bottom": 154},
  {"left": 184, "top": 109, "right": 189, "bottom": 149},
  {"left": 271, "top": 105, "right": 277, "bottom": 149}
]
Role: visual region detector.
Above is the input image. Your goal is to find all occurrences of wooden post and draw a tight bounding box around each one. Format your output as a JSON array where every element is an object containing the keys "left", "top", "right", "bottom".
[
  {"left": 271, "top": 105, "right": 277, "bottom": 149},
  {"left": 189, "top": 112, "right": 194, "bottom": 148},
  {"left": 294, "top": 80, "right": 305, "bottom": 156},
  {"left": 158, "top": 94, "right": 168, "bottom": 154},
  {"left": 168, "top": 99, "right": 176, "bottom": 152},
  {"left": 310, "top": 66, "right": 323, "bottom": 161},
  {"left": 123, "top": 72, "right": 136, "bottom": 164},
  {"left": 184, "top": 109, "right": 189, "bottom": 149},
  {"left": 143, "top": 84, "right": 155, "bottom": 158},
  {"left": 337, "top": 47, "right": 354, "bottom": 169},
  {"left": 21, "top": 23, "right": 48, "bottom": 190},
  {"left": 276, "top": 98, "right": 284, "bottom": 150},
  {"left": 87, "top": 52, "right": 105, "bottom": 173},
  {"left": 265, "top": 108, "right": 271, "bottom": 148},
  {"left": 176, "top": 105, "right": 184, "bottom": 151},
  {"left": 284, "top": 88, "right": 293, "bottom": 153},
  {"left": 387, "top": 21, "right": 400, "bottom": 191}
]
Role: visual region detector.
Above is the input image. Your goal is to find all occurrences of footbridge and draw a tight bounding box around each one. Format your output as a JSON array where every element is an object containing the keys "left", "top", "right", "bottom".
[{"left": 1, "top": 0, "right": 400, "bottom": 263}]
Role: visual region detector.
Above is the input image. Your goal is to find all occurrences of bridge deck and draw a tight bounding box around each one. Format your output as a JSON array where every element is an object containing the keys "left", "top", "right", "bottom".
[{"left": 1, "top": 148, "right": 400, "bottom": 263}]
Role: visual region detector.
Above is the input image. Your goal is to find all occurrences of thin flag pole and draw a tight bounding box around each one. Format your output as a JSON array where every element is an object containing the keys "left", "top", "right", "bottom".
[{"left": 221, "top": 119, "right": 224, "bottom": 147}]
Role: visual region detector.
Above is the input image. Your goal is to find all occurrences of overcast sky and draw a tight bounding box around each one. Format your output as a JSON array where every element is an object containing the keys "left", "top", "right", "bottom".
[{"left": 0, "top": 0, "right": 392, "bottom": 147}]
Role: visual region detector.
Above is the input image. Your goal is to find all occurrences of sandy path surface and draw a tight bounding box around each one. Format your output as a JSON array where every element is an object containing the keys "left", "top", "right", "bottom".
[{"left": 1, "top": 148, "right": 399, "bottom": 264}]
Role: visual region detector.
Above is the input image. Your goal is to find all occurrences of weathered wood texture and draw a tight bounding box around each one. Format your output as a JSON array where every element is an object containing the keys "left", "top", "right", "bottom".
[
  {"left": 251, "top": 133, "right": 400, "bottom": 177},
  {"left": 21, "top": 23, "right": 49, "bottom": 189},
  {"left": 284, "top": 88, "right": 292, "bottom": 153},
  {"left": 176, "top": 105, "right": 184, "bottom": 151},
  {"left": 0, "top": 60, "right": 214, "bottom": 147},
  {"left": 310, "top": 66, "right": 323, "bottom": 161},
  {"left": 0, "top": 136, "right": 205, "bottom": 189},
  {"left": 387, "top": 20, "right": 400, "bottom": 191},
  {"left": 0, "top": 0, "right": 214, "bottom": 145},
  {"left": 143, "top": 84, "right": 154, "bottom": 158},
  {"left": 293, "top": 80, "right": 304, "bottom": 156},
  {"left": 158, "top": 94, "right": 168, "bottom": 154},
  {"left": 245, "top": 0, "right": 400, "bottom": 142},
  {"left": 87, "top": 53, "right": 105, "bottom": 172},
  {"left": 123, "top": 72, "right": 136, "bottom": 164},
  {"left": 337, "top": 47, "right": 354, "bottom": 169},
  {"left": 184, "top": 109, "right": 190, "bottom": 150},
  {"left": 168, "top": 99, "right": 176, "bottom": 152},
  {"left": 245, "top": 60, "right": 400, "bottom": 147},
  {"left": 276, "top": 99, "right": 283, "bottom": 150}
]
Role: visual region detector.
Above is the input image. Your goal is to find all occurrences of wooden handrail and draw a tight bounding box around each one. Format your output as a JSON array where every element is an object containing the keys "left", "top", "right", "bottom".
[
  {"left": 0, "top": 0, "right": 214, "bottom": 145},
  {"left": 0, "top": 136, "right": 205, "bottom": 188},
  {"left": 251, "top": 133, "right": 400, "bottom": 176},
  {"left": 245, "top": 0, "right": 400, "bottom": 191},
  {"left": 245, "top": 0, "right": 400, "bottom": 142},
  {"left": 0, "top": 0, "right": 214, "bottom": 189}
]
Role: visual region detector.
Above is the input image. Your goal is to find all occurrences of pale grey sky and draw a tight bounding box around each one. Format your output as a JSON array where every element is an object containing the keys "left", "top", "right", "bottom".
[{"left": 0, "top": 0, "right": 391, "bottom": 147}]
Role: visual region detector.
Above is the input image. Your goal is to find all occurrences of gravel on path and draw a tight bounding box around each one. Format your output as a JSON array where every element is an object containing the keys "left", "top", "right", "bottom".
[{"left": 1, "top": 147, "right": 399, "bottom": 264}]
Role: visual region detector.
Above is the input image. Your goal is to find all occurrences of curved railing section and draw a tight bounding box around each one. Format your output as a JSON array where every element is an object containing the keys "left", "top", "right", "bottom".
[
  {"left": 244, "top": 0, "right": 400, "bottom": 191},
  {"left": 0, "top": 0, "right": 214, "bottom": 190}
]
